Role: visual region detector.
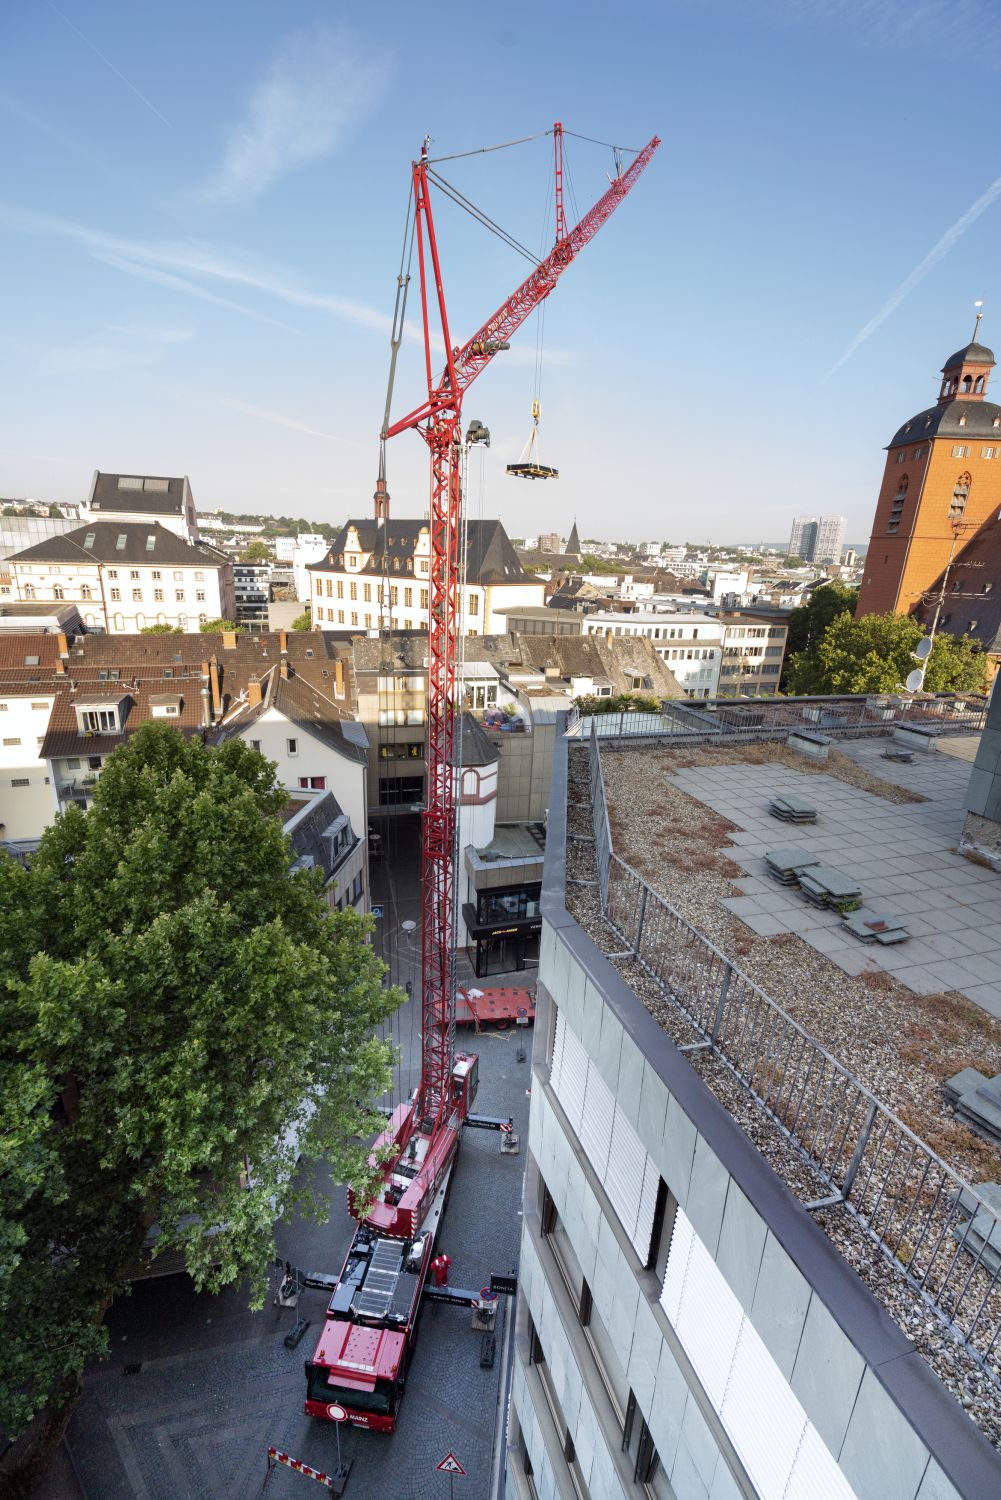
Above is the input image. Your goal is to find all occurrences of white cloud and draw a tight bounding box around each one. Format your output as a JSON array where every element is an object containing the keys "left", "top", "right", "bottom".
[
  {"left": 202, "top": 25, "right": 391, "bottom": 204},
  {"left": 39, "top": 324, "right": 194, "bottom": 375},
  {"left": 0, "top": 202, "right": 572, "bottom": 369}
]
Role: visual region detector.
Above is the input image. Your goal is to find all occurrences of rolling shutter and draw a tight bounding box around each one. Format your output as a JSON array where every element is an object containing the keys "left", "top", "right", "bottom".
[
  {"left": 551, "top": 1010, "right": 661, "bottom": 1264},
  {"left": 661, "top": 1208, "right": 859, "bottom": 1500}
]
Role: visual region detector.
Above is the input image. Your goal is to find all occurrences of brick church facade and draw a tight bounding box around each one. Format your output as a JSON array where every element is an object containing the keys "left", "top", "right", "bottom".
[{"left": 857, "top": 326, "right": 1001, "bottom": 617}]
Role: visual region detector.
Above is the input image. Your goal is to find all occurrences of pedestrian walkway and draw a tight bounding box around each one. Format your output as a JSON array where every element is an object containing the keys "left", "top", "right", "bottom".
[{"left": 667, "top": 739, "right": 1001, "bottom": 1013}]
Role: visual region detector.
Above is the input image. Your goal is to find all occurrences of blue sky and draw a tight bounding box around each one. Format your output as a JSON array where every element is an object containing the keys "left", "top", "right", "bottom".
[{"left": 2, "top": 0, "right": 999, "bottom": 544}]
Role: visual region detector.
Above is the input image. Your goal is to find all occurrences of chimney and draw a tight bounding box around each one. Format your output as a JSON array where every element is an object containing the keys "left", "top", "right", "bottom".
[
  {"left": 56, "top": 631, "right": 69, "bottom": 658},
  {"left": 200, "top": 685, "right": 211, "bottom": 727},
  {"left": 55, "top": 657, "right": 66, "bottom": 675},
  {"left": 279, "top": 628, "right": 288, "bottom": 654},
  {"left": 280, "top": 660, "right": 290, "bottom": 681},
  {"left": 334, "top": 659, "right": 344, "bottom": 697},
  {"left": 247, "top": 676, "right": 263, "bottom": 707},
  {"left": 209, "top": 656, "right": 222, "bottom": 718},
  {"left": 222, "top": 630, "right": 238, "bottom": 650}
]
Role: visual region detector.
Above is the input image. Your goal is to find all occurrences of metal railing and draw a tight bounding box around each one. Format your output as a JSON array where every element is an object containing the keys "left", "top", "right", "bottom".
[
  {"left": 584, "top": 723, "right": 1001, "bottom": 1383},
  {"left": 567, "top": 691, "right": 989, "bottom": 744}
]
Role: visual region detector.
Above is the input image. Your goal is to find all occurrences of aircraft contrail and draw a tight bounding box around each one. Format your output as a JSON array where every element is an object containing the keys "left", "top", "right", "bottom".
[
  {"left": 824, "top": 171, "right": 1001, "bottom": 381},
  {"left": 47, "top": 2, "right": 171, "bottom": 128}
]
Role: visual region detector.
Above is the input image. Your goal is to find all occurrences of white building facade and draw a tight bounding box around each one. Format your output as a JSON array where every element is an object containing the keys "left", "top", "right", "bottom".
[
  {"left": 0, "top": 685, "right": 59, "bottom": 839},
  {"left": 580, "top": 612, "right": 723, "bottom": 697},
  {"left": 8, "top": 523, "right": 234, "bottom": 634},
  {"left": 308, "top": 519, "right": 544, "bottom": 635}
]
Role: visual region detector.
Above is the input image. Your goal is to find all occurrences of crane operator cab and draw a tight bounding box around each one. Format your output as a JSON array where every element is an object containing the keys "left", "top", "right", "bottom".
[{"left": 451, "top": 1053, "right": 479, "bottom": 1116}]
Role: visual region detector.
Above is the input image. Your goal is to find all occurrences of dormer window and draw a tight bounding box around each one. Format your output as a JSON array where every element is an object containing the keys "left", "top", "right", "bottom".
[
  {"left": 84, "top": 532, "right": 96, "bottom": 549},
  {"left": 959, "top": 414, "right": 968, "bottom": 427},
  {"left": 79, "top": 706, "right": 120, "bottom": 733},
  {"left": 116, "top": 534, "right": 127, "bottom": 550},
  {"left": 145, "top": 535, "right": 156, "bottom": 551}
]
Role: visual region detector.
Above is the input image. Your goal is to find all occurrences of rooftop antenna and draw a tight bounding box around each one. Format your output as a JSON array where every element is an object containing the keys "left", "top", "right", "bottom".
[{"left": 973, "top": 299, "right": 984, "bottom": 342}]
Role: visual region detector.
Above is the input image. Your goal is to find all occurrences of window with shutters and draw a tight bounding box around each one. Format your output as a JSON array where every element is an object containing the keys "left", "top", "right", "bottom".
[
  {"left": 623, "top": 1394, "right": 671, "bottom": 1499},
  {"left": 525, "top": 1312, "right": 589, "bottom": 1500}
]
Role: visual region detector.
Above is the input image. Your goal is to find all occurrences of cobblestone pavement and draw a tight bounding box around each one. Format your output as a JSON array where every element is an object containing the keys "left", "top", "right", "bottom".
[{"left": 44, "top": 820, "right": 532, "bottom": 1500}]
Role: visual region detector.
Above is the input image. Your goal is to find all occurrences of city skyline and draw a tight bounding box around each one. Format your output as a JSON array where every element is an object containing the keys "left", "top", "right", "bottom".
[{"left": 1, "top": 1, "right": 999, "bottom": 541}]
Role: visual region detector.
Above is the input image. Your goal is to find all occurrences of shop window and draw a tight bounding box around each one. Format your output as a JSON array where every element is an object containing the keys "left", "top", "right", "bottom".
[{"left": 476, "top": 883, "right": 541, "bottom": 924}]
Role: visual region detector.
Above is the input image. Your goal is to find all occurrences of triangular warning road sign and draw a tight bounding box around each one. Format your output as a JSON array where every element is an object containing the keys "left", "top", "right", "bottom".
[{"left": 436, "top": 1453, "right": 466, "bottom": 1476}]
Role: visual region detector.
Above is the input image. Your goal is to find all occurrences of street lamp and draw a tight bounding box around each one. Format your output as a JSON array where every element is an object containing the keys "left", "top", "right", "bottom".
[
  {"left": 401, "top": 919, "right": 417, "bottom": 999},
  {"left": 907, "top": 518, "right": 976, "bottom": 692}
]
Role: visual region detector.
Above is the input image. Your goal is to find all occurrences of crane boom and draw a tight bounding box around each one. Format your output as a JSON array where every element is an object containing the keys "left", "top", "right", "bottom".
[
  {"left": 383, "top": 125, "right": 659, "bottom": 1140},
  {"left": 384, "top": 132, "right": 661, "bottom": 440}
]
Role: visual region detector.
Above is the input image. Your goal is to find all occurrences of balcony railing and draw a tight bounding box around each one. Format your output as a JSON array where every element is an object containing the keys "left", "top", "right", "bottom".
[
  {"left": 583, "top": 720, "right": 1001, "bottom": 1388},
  {"left": 567, "top": 690, "right": 989, "bottom": 743}
]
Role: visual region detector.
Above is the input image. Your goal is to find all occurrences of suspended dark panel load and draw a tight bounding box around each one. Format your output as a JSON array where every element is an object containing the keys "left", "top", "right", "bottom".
[{"left": 506, "top": 399, "right": 559, "bottom": 480}]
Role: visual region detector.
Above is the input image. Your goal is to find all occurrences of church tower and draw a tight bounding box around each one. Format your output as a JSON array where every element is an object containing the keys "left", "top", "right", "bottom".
[
  {"left": 857, "top": 314, "right": 1001, "bottom": 617},
  {"left": 565, "top": 519, "right": 581, "bottom": 557}
]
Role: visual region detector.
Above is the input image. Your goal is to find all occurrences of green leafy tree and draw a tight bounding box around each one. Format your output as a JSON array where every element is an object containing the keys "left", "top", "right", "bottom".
[
  {"left": 199, "top": 618, "right": 239, "bottom": 633},
  {"left": 140, "top": 624, "right": 183, "bottom": 635},
  {"left": 785, "top": 581, "right": 859, "bottom": 658},
  {"left": 290, "top": 610, "right": 312, "bottom": 631},
  {"left": 48, "top": 506, "right": 63, "bottom": 519},
  {"left": 786, "top": 611, "right": 988, "bottom": 695},
  {"left": 0, "top": 724, "right": 397, "bottom": 1439},
  {"left": 241, "top": 539, "right": 273, "bottom": 562}
]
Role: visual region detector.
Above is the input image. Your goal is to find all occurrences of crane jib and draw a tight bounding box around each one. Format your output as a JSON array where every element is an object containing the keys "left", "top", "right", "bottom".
[{"left": 383, "top": 134, "right": 660, "bottom": 440}]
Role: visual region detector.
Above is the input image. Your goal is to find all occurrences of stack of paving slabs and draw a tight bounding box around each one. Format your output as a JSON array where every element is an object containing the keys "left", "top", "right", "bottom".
[
  {"left": 881, "top": 749, "right": 914, "bottom": 764},
  {"left": 797, "top": 864, "right": 863, "bottom": 913},
  {"left": 765, "top": 849, "right": 820, "bottom": 886},
  {"left": 944, "top": 1069, "right": 1001, "bottom": 1148},
  {"left": 951, "top": 1181, "right": 1001, "bottom": 1277},
  {"left": 769, "top": 795, "right": 818, "bottom": 824},
  {"left": 842, "top": 907, "right": 910, "bottom": 945}
]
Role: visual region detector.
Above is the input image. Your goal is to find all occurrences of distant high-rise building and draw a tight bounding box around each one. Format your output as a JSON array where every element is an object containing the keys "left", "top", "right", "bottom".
[
  {"left": 814, "top": 514, "right": 847, "bottom": 564},
  {"left": 857, "top": 322, "right": 1001, "bottom": 616},
  {"left": 536, "top": 530, "right": 562, "bottom": 554},
  {"left": 787, "top": 514, "right": 846, "bottom": 564},
  {"left": 788, "top": 515, "right": 817, "bottom": 560}
]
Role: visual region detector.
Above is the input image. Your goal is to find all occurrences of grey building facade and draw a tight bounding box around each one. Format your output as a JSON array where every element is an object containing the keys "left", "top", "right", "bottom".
[{"left": 506, "top": 731, "right": 1001, "bottom": 1500}]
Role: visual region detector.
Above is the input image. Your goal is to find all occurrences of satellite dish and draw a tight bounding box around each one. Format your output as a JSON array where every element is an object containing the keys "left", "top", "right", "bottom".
[
  {"left": 914, "top": 636, "right": 934, "bottom": 660},
  {"left": 905, "top": 669, "right": 925, "bottom": 693}
]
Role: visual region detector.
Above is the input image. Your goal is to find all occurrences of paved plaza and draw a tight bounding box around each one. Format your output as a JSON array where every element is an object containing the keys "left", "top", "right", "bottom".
[{"left": 667, "top": 736, "right": 1001, "bottom": 1013}]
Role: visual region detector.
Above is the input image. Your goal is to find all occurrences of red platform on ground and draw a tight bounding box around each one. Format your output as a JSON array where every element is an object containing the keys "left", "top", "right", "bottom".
[{"left": 456, "top": 987, "right": 535, "bottom": 1028}]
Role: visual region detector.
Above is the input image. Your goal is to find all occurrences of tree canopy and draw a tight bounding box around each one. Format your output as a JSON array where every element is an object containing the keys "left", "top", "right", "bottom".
[
  {"left": 199, "top": 618, "right": 239, "bottom": 633},
  {"left": 290, "top": 610, "right": 312, "bottom": 632},
  {"left": 785, "top": 609, "right": 989, "bottom": 696},
  {"left": 241, "top": 539, "right": 273, "bottom": 562},
  {"left": 0, "top": 725, "right": 397, "bottom": 1436},
  {"left": 784, "top": 581, "right": 859, "bottom": 659},
  {"left": 140, "top": 623, "right": 183, "bottom": 634}
]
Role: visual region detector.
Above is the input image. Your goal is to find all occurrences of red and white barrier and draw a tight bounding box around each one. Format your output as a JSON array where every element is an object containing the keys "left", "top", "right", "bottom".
[{"left": 265, "top": 1447, "right": 335, "bottom": 1492}]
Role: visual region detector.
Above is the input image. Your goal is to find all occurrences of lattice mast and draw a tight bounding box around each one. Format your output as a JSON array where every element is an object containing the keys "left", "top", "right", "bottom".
[{"left": 383, "top": 127, "right": 660, "bottom": 1133}]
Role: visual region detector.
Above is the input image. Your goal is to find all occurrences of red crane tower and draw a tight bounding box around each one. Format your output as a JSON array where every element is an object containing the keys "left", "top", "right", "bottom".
[
  {"left": 386, "top": 123, "right": 660, "bottom": 1134},
  {"left": 305, "top": 125, "right": 659, "bottom": 1433}
]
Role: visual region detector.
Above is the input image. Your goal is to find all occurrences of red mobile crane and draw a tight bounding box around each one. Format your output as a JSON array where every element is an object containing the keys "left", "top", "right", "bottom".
[{"left": 305, "top": 124, "right": 659, "bottom": 1433}]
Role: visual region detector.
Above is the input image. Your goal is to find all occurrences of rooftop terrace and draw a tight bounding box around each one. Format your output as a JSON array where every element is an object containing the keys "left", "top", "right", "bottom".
[{"left": 565, "top": 713, "right": 1001, "bottom": 1450}]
